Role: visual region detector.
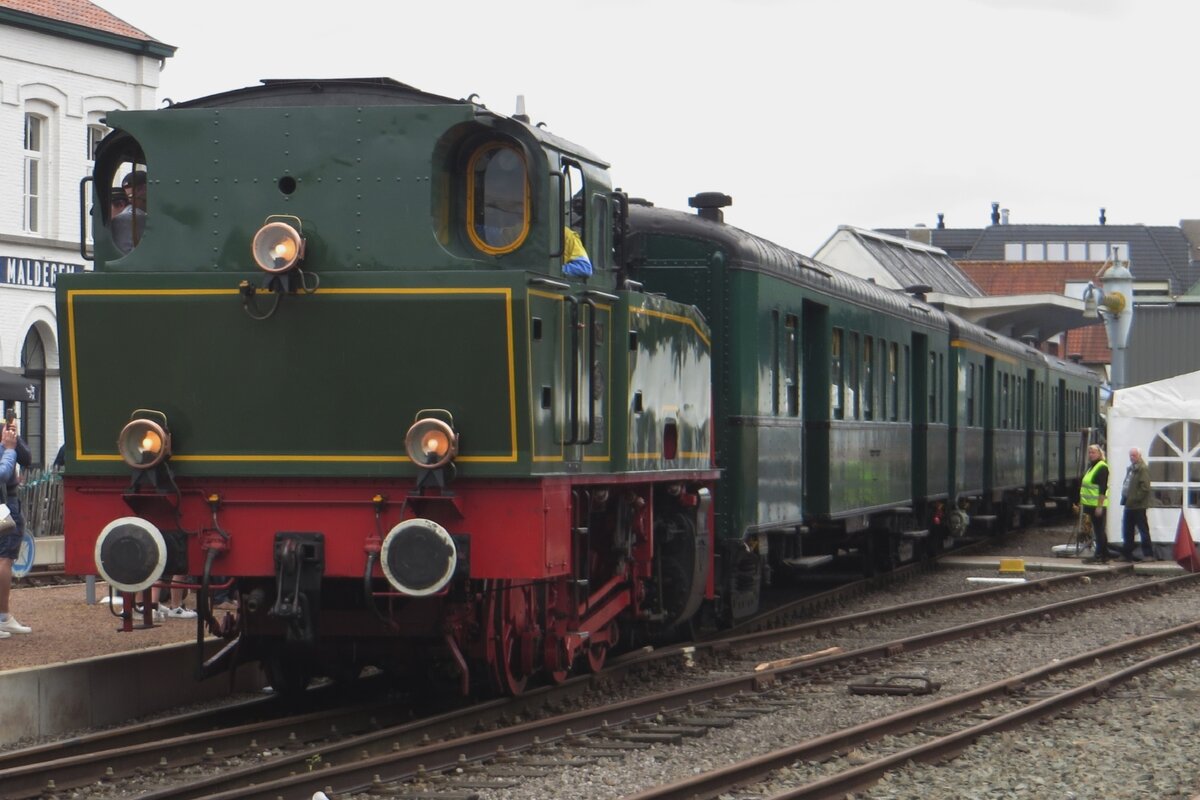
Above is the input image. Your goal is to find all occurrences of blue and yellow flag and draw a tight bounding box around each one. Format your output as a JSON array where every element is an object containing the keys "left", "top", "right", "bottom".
[{"left": 562, "top": 228, "right": 592, "bottom": 277}]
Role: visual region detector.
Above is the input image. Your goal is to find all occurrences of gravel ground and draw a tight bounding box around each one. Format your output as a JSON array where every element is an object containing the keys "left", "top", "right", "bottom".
[
  {"left": 0, "top": 581, "right": 196, "bottom": 671},
  {"left": 15, "top": 516, "right": 1200, "bottom": 800},
  {"left": 420, "top": 518, "right": 1200, "bottom": 800}
]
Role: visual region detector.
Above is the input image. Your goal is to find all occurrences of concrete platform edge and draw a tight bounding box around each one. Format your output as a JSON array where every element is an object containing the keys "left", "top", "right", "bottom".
[{"left": 0, "top": 640, "right": 264, "bottom": 746}]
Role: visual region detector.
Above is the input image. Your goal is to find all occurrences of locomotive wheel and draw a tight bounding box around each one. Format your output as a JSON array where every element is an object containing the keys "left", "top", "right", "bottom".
[
  {"left": 586, "top": 622, "right": 616, "bottom": 673},
  {"left": 490, "top": 581, "right": 534, "bottom": 696}
]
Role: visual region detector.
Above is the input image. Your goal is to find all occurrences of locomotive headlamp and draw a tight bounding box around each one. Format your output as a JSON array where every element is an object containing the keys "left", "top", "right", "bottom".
[
  {"left": 405, "top": 417, "right": 458, "bottom": 469},
  {"left": 252, "top": 219, "right": 306, "bottom": 273},
  {"left": 118, "top": 417, "right": 171, "bottom": 469}
]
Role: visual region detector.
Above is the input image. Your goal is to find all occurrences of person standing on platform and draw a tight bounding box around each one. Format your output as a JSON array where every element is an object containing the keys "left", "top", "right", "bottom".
[
  {"left": 1120, "top": 446, "right": 1155, "bottom": 561},
  {"left": 0, "top": 422, "right": 31, "bottom": 638},
  {"left": 1080, "top": 444, "right": 1110, "bottom": 563}
]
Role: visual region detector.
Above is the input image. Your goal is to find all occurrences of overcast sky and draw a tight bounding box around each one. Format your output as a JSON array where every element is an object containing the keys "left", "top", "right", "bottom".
[{"left": 95, "top": 0, "right": 1196, "bottom": 256}]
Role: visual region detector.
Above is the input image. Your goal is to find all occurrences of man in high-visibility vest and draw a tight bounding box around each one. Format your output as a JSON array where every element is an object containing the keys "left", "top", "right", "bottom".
[{"left": 1080, "top": 444, "right": 1110, "bottom": 563}]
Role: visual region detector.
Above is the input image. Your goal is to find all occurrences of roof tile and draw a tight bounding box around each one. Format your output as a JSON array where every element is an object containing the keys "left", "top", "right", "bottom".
[{"left": 0, "top": 0, "right": 156, "bottom": 41}]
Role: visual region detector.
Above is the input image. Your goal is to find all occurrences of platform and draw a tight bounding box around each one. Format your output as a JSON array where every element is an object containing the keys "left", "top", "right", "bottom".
[
  {"left": 0, "top": 582, "right": 263, "bottom": 746},
  {"left": 940, "top": 554, "right": 1185, "bottom": 575}
]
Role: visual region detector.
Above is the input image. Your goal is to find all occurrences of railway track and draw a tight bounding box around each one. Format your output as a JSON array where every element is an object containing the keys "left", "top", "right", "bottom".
[
  {"left": 627, "top": 623, "right": 1200, "bottom": 799},
  {"left": 8, "top": 567, "right": 1191, "bottom": 799}
]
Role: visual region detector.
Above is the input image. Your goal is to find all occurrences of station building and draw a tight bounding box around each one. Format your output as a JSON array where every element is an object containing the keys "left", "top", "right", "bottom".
[{"left": 0, "top": 0, "right": 172, "bottom": 464}]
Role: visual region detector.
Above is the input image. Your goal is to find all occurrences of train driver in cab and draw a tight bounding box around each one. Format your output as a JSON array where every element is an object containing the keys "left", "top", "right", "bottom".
[{"left": 111, "top": 170, "right": 147, "bottom": 254}]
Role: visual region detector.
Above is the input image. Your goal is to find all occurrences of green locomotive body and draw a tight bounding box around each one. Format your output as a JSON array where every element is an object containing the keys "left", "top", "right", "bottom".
[{"left": 60, "top": 80, "right": 715, "bottom": 691}]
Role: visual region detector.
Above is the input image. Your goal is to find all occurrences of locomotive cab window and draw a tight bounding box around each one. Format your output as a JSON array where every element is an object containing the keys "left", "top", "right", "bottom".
[
  {"left": 466, "top": 142, "right": 529, "bottom": 255},
  {"left": 94, "top": 135, "right": 149, "bottom": 257}
]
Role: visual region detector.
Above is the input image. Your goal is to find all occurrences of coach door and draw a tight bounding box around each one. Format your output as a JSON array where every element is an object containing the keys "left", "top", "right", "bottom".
[{"left": 801, "top": 301, "right": 828, "bottom": 517}]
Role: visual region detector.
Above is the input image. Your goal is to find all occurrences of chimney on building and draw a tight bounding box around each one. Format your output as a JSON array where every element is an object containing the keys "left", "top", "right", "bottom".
[
  {"left": 991, "top": 202, "right": 1000, "bottom": 225},
  {"left": 1099, "top": 207, "right": 1107, "bottom": 225},
  {"left": 1180, "top": 219, "right": 1200, "bottom": 262},
  {"left": 1001, "top": 208, "right": 1010, "bottom": 225},
  {"left": 907, "top": 224, "right": 931, "bottom": 245},
  {"left": 937, "top": 213, "right": 945, "bottom": 229}
]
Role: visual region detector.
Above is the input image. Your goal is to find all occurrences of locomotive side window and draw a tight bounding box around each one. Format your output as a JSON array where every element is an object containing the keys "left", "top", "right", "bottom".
[
  {"left": 466, "top": 142, "right": 529, "bottom": 254},
  {"left": 562, "top": 162, "right": 585, "bottom": 241}
]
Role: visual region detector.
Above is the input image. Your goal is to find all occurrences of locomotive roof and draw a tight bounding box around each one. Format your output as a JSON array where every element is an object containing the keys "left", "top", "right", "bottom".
[
  {"left": 166, "top": 78, "right": 609, "bottom": 167},
  {"left": 628, "top": 203, "right": 949, "bottom": 329},
  {"left": 169, "top": 77, "right": 463, "bottom": 108}
]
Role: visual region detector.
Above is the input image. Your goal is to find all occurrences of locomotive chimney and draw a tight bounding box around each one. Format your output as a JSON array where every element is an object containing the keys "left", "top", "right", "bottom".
[
  {"left": 688, "top": 192, "right": 732, "bottom": 223},
  {"left": 513, "top": 94, "right": 530, "bottom": 123},
  {"left": 991, "top": 202, "right": 1000, "bottom": 225},
  {"left": 1099, "top": 207, "right": 1107, "bottom": 225},
  {"left": 937, "top": 212, "right": 945, "bottom": 229}
]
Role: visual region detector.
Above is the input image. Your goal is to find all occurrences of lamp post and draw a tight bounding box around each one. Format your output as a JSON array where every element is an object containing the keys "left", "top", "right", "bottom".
[{"left": 1082, "top": 257, "right": 1135, "bottom": 390}]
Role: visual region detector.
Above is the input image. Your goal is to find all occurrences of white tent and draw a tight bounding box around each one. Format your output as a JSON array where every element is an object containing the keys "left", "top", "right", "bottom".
[{"left": 1106, "top": 370, "right": 1200, "bottom": 554}]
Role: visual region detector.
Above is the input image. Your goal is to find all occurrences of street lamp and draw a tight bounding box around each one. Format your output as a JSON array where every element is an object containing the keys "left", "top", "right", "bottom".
[{"left": 1081, "top": 255, "right": 1134, "bottom": 390}]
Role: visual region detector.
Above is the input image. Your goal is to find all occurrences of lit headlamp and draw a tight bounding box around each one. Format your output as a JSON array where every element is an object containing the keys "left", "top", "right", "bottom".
[
  {"left": 405, "top": 414, "right": 458, "bottom": 470},
  {"left": 118, "top": 415, "right": 171, "bottom": 469},
  {"left": 251, "top": 218, "right": 306, "bottom": 274}
]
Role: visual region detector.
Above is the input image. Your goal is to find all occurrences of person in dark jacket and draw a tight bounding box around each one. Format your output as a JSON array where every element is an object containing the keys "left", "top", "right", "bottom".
[
  {"left": 1079, "top": 444, "right": 1110, "bottom": 563},
  {"left": 1120, "top": 446, "right": 1154, "bottom": 561}
]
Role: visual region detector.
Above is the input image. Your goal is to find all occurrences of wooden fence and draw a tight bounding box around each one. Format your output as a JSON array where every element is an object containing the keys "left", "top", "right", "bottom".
[{"left": 17, "top": 467, "right": 63, "bottom": 537}]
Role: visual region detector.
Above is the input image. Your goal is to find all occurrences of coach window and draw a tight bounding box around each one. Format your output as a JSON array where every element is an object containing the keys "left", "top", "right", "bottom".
[
  {"left": 862, "top": 336, "right": 874, "bottom": 421},
  {"left": 770, "top": 311, "right": 781, "bottom": 415},
  {"left": 887, "top": 343, "right": 898, "bottom": 421},
  {"left": 467, "top": 142, "right": 529, "bottom": 255},
  {"left": 903, "top": 344, "right": 911, "bottom": 421},
  {"left": 966, "top": 363, "right": 976, "bottom": 425},
  {"left": 847, "top": 333, "right": 860, "bottom": 419},
  {"left": 785, "top": 314, "right": 799, "bottom": 417},
  {"left": 831, "top": 328, "right": 844, "bottom": 420},
  {"left": 928, "top": 352, "right": 937, "bottom": 422},
  {"left": 1015, "top": 377, "right": 1022, "bottom": 428}
]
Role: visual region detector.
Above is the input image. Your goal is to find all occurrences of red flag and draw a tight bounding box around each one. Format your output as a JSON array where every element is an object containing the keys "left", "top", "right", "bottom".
[{"left": 1173, "top": 511, "right": 1200, "bottom": 573}]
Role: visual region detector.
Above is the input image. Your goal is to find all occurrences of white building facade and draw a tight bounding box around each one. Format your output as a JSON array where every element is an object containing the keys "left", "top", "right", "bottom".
[{"left": 0, "top": 2, "right": 172, "bottom": 464}]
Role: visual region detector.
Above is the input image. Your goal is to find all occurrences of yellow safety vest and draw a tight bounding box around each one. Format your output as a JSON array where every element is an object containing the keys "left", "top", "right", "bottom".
[{"left": 1081, "top": 459, "right": 1108, "bottom": 508}]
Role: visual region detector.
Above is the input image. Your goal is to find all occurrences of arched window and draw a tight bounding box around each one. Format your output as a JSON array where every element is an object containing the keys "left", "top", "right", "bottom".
[
  {"left": 466, "top": 143, "right": 529, "bottom": 255},
  {"left": 1147, "top": 421, "right": 1200, "bottom": 509},
  {"left": 20, "top": 330, "right": 46, "bottom": 467},
  {"left": 23, "top": 113, "right": 46, "bottom": 233}
]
